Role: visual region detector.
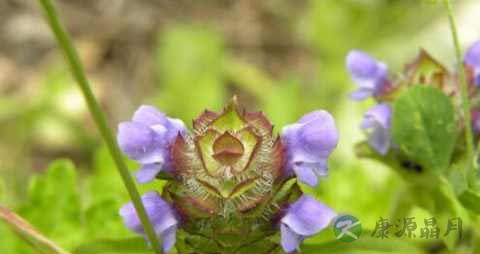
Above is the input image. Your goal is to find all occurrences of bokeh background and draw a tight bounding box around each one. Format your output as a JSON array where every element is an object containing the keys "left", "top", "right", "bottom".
[{"left": 1, "top": 0, "right": 480, "bottom": 253}]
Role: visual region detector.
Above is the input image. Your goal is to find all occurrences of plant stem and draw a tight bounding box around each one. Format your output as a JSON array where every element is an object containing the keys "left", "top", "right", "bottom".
[
  {"left": 443, "top": 0, "right": 477, "bottom": 185},
  {"left": 37, "top": 1, "right": 163, "bottom": 253}
]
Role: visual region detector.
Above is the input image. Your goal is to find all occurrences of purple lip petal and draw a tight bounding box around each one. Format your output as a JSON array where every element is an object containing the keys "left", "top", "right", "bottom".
[
  {"left": 119, "top": 191, "right": 179, "bottom": 251},
  {"left": 117, "top": 105, "right": 187, "bottom": 184},
  {"left": 282, "top": 110, "right": 338, "bottom": 187},
  {"left": 136, "top": 163, "right": 163, "bottom": 184},
  {"left": 280, "top": 195, "right": 336, "bottom": 252},
  {"left": 346, "top": 50, "right": 389, "bottom": 100},
  {"left": 361, "top": 104, "right": 392, "bottom": 155}
]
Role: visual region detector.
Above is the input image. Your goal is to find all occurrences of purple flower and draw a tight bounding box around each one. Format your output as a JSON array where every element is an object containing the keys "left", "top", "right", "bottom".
[
  {"left": 465, "top": 41, "right": 480, "bottom": 86},
  {"left": 119, "top": 191, "right": 179, "bottom": 252},
  {"left": 117, "top": 105, "right": 186, "bottom": 183},
  {"left": 346, "top": 50, "right": 389, "bottom": 100},
  {"left": 282, "top": 111, "right": 339, "bottom": 187},
  {"left": 280, "top": 195, "right": 336, "bottom": 253},
  {"left": 361, "top": 104, "right": 392, "bottom": 155},
  {"left": 472, "top": 110, "right": 480, "bottom": 134}
]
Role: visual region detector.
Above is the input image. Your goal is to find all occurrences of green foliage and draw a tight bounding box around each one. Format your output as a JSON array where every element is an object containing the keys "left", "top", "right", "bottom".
[
  {"left": 457, "top": 189, "right": 480, "bottom": 214},
  {"left": 73, "top": 237, "right": 150, "bottom": 254},
  {"left": 154, "top": 26, "right": 226, "bottom": 123},
  {"left": 18, "top": 160, "right": 83, "bottom": 249},
  {"left": 302, "top": 234, "right": 423, "bottom": 254},
  {"left": 0, "top": 154, "right": 150, "bottom": 254},
  {"left": 392, "top": 85, "right": 457, "bottom": 173}
]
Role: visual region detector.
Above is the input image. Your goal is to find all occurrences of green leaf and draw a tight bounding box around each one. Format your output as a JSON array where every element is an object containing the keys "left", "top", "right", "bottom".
[
  {"left": 18, "top": 159, "right": 83, "bottom": 249},
  {"left": 302, "top": 235, "right": 423, "bottom": 254},
  {"left": 458, "top": 189, "right": 480, "bottom": 214},
  {"left": 0, "top": 206, "right": 70, "bottom": 254},
  {"left": 72, "top": 237, "right": 150, "bottom": 254},
  {"left": 392, "top": 85, "right": 456, "bottom": 173}
]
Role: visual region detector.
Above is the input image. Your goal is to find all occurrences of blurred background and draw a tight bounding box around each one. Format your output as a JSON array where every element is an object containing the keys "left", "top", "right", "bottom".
[{"left": 1, "top": 0, "right": 480, "bottom": 253}]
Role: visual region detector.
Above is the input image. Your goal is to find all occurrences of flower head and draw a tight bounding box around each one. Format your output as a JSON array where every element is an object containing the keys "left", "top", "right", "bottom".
[
  {"left": 346, "top": 50, "right": 389, "bottom": 100},
  {"left": 280, "top": 195, "right": 336, "bottom": 253},
  {"left": 282, "top": 111, "right": 339, "bottom": 187},
  {"left": 117, "top": 105, "right": 186, "bottom": 183},
  {"left": 118, "top": 97, "right": 339, "bottom": 253},
  {"left": 465, "top": 41, "right": 480, "bottom": 86},
  {"left": 361, "top": 103, "right": 392, "bottom": 155},
  {"left": 119, "top": 191, "right": 179, "bottom": 252}
]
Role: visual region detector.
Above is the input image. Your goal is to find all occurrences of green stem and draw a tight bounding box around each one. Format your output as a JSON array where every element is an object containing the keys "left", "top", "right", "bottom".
[
  {"left": 37, "top": 1, "right": 163, "bottom": 253},
  {"left": 443, "top": 0, "right": 477, "bottom": 185}
]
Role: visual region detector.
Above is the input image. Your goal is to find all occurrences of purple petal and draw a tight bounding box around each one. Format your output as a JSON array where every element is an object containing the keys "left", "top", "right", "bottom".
[
  {"left": 298, "top": 111, "right": 339, "bottom": 157},
  {"left": 346, "top": 50, "right": 388, "bottom": 100},
  {"left": 164, "top": 117, "right": 187, "bottom": 142},
  {"left": 465, "top": 41, "right": 480, "bottom": 86},
  {"left": 118, "top": 105, "right": 188, "bottom": 184},
  {"left": 362, "top": 104, "right": 391, "bottom": 129},
  {"left": 472, "top": 110, "right": 480, "bottom": 134},
  {"left": 292, "top": 166, "right": 318, "bottom": 187},
  {"left": 136, "top": 164, "right": 163, "bottom": 184},
  {"left": 119, "top": 191, "right": 178, "bottom": 251},
  {"left": 132, "top": 105, "right": 170, "bottom": 126},
  {"left": 281, "top": 223, "right": 303, "bottom": 253},
  {"left": 117, "top": 122, "right": 156, "bottom": 161},
  {"left": 282, "top": 111, "right": 338, "bottom": 186},
  {"left": 347, "top": 50, "right": 382, "bottom": 79},
  {"left": 369, "top": 124, "right": 390, "bottom": 155},
  {"left": 350, "top": 88, "right": 375, "bottom": 101},
  {"left": 132, "top": 105, "right": 186, "bottom": 142},
  {"left": 465, "top": 41, "right": 480, "bottom": 67},
  {"left": 361, "top": 104, "right": 391, "bottom": 155},
  {"left": 162, "top": 226, "right": 177, "bottom": 252},
  {"left": 281, "top": 195, "right": 336, "bottom": 236}
]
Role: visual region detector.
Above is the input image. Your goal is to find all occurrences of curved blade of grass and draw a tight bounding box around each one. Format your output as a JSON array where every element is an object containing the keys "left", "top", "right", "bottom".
[
  {"left": 36, "top": 1, "right": 162, "bottom": 253},
  {"left": 0, "top": 205, "right": 70, "bottom": 254}
]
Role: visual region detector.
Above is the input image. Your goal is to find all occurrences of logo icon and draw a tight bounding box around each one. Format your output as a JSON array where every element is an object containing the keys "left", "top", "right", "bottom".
[{"left": 334, "top": 215, "right": 362, "bottom": 242}]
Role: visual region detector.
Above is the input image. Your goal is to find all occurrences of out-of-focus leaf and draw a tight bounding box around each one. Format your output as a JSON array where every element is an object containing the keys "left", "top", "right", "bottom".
[
  {"left": 392, "top": 85, "right": 456, "bottom": 173},
  {"left": 84, "top": 200, "right": 131, "bottom": 240},
  {"left": 0, "top": 206, "right": 70, "bottom": 254},
  {"left": 224, "top": 58, "right": 275, "bottom": 98},
  {"left": 154, "top": 25, "right": 225, "bottom": 123},
  {"left": 302, "top": 235, "right": 423, "bottom": 254},
  {"left": 18, "top": 159, "right": 83, "bottom": 249},
  {"left": 458, "top": 189, "right": 480, "bottom": 214},
  {"left": 262, "top": 77, "right": 303, "bottom": 128},
  {"left": 72, "top": 237, "right": 150, "bottom": 254},
  {"left": 84, "top": 147, "right": 165, "bottom": 241},
  {"left": 412, "top": 177, "right": 469, "bottom": 250}
]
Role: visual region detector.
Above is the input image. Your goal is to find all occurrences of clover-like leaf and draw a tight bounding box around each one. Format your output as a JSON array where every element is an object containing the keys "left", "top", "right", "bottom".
[{"left": 392, "top": 85, "right": 456, "bottom": 173}]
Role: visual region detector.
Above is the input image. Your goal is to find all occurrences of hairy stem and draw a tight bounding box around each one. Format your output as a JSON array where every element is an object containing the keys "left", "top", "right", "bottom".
[
  {"left": 37, "top": 0, "right": 162, "bottom": 253},
  {"left": 443, "top": 0, "right": 477, "bottom": 185}
]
